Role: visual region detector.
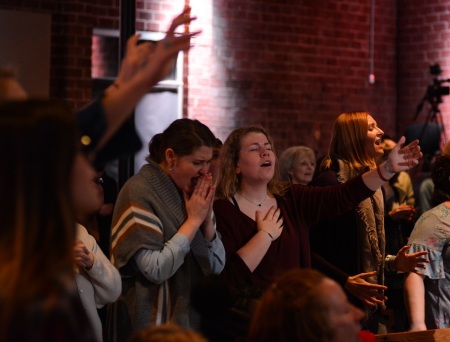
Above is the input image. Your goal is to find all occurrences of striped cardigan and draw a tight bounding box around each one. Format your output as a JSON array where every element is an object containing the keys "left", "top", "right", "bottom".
[{"left": 111, "top": 161, "right": 224, "bottom": 332}]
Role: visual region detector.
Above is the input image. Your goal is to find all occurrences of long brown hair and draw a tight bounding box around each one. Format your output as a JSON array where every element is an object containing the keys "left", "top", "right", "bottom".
[
  {"left": 0, "top": 100, "right": 77, "bottom": 334},
  {"left": 321, "top": 111, "right": 376, "bottom": 174},
  {"left": 248, "top": 269, "right": 334, "bottom": 342},
  {"left": 216, "top": 126, "right": 287, "bottom": 199}
]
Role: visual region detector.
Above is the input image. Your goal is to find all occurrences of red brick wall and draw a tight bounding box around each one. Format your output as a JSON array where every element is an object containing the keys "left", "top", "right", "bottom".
[
  {"left": 188, "top": 0, "right": 397, "bottom": 157},
  {"left": 0, "top": 0, "right": 410, "bottom": 159},
  {"left": 50, "top": 0, "right": 119, "bottom": 109},
  {"left": 136, "top": 0, "right": 182, "bottom": 32},
  {"left": 0, "top": 0, "right": 119, "bottom": 110},
  {"left": 398, "top": 0, "right": 450, "bottom": 153}
]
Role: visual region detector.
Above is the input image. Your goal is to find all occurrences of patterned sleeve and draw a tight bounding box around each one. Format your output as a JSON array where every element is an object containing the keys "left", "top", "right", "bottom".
[
  {"left": 111, "top": 200, "right": 166, "bottom": 272},
  {"left": 408, "top": 209, "right": 450, "bottom": 280},
  {"left": 133, "top": 233, "right": 191, "bottom": 284}
]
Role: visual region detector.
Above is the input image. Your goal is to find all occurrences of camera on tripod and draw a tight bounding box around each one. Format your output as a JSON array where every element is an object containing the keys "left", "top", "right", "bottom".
[
  {"left": 408, "top": 63, "right": 448, "bottom": 156},
  {"left": 426, "top": 63, "right": 450, "bottom": 106}
]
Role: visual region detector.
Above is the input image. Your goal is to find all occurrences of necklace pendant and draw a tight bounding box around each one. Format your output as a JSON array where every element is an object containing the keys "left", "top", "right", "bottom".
[{"left": 238, "top": 192, "right": 268, "bottom": 208}]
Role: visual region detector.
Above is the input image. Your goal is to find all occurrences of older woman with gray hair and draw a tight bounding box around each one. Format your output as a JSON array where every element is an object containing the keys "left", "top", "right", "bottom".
[{"left": 279, "top": 146, "right": 316, "bottom": 185}]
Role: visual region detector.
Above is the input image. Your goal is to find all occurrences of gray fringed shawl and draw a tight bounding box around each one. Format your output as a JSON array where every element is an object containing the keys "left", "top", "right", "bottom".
[
  {"left": 337, "top": 160, "right": 385, "bottom": 287},
  {"left": 111, "top": 161, "right": 213, "bottom": 332}
]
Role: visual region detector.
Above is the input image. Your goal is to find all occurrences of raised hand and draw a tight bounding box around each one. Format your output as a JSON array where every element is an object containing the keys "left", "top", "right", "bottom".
[
  {"left": 115, "top": 7, "right": 202, "bottom": 92},
  {"left": 344, "top": 271, "right": 387, "bottom": 307},
  {"left": 142, "top": 7, "right": 202, "bottom": 87},
  {"left": 256, "top": 206, "right": 284, "bottom": 241},
  {"left": 387, "top": 136, "right": 423, "bottom": 172},
  {"left": 394, "top": 245, "right": 429, "bottom": 273},
  {"left": 96, "top": 8, "right": 202, "bottom": 154},
  {"left": 115, "top": 34, "right": 153, "bottom": 86}
]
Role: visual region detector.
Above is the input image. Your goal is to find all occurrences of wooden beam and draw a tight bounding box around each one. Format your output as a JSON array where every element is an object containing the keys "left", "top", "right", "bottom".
[{"left": 376, "top": 328, "right": 450, "bottom": 341}]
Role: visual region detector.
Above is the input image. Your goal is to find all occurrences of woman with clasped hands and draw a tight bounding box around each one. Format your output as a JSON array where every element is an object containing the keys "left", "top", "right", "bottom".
[{"left": 111, "top": 119, "right": 225, "bottom": 333}]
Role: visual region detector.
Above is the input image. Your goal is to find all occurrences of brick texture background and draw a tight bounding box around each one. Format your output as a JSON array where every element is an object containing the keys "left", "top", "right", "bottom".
[
  {"left": 398, "top": 0, "right": 450, "bottom": 152},
  {"left": 0, "top": 0, "right": 449, "bottom": 160}
]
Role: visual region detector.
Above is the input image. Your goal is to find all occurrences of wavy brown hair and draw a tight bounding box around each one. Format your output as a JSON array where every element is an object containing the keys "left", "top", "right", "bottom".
[
  {"left": 0, "top": 100, "right": 77, "bottom": 337},
  {"left": 321, "top": 111, "right": 376, "bottom": 174},
  {"left": 215, "top": 126, "right": 287, "bottom": 199},
  {"left": 248, "top": 269, "right": 334, "bottom": 342}
]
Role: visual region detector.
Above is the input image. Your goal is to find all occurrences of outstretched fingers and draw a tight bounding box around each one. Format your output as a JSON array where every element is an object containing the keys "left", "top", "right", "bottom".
[
  {"left": 162, "top": 7, "right": 202, "bottom": 53},
  {"left": 398, "top": 139, "right": 420, "bottom": 154},
  {"left": 390, "top": 137, "right": 423, "bottom": 170},
  {"left": 167, "top": 7, "right": 196, "bottom": 35},
  {"left": 166, "top": 31, "right": 201, "bottom": 51},
  {"left": 398, "top": 139, "right": 423, "bottom": 167},
  {"left": 395, "top": 245, "right": 430, "bottom": 273},
  {"left": 345, "top": 272, "right": 387, "bottom": 306},
  {"left": 409, "top": 251, "right": 430, "bottom": 270}
]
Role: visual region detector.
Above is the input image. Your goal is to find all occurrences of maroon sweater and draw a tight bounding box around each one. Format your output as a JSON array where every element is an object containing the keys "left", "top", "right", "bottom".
[{"left": 213, "top": 175, "right": 374, "bottom": 290}]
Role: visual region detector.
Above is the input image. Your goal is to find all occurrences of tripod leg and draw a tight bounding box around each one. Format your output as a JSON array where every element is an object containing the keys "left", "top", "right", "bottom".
[{"left": 435, "top": 110, "right": 447, "bottom": 151}]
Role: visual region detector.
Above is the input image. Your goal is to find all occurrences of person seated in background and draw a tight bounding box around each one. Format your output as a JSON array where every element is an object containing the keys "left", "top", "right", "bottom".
[
  {"left": 404, "top": 153, "right": 450, "bottom": 331},
  {"left": 248, "top": 269, "right": 366, "bottom": 342},
  {"left": 279, "top": 145, "right": 316, "bottom": 185}
]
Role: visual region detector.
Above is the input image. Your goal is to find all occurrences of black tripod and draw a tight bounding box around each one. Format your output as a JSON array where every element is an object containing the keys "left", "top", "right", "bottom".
[
  {"left": 420, "top": 101, "right": 446, "bottom": 148},
  {"left": 413, "top": 76, "right": 449, "bottom": 154}
]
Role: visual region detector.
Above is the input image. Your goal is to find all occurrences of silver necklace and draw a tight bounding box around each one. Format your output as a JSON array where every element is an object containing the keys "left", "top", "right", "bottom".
[{"left": 237, "top": 192, "right": 268, "bottom": 207}]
